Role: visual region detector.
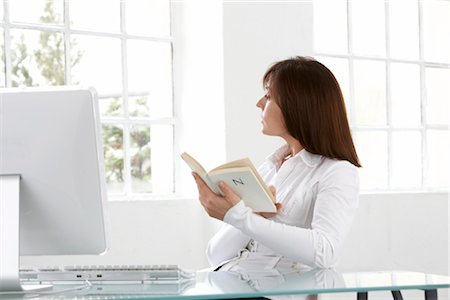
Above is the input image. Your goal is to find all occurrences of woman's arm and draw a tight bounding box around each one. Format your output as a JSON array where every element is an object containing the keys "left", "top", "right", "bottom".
[
  {"left": 206, "top": 224, "right": 251, "bottom": 266},
  {"left": 191, "top": 172, "right": 250, "bottom": 266},
  {"left": 202, "top": 181, "right": 279, "bottom": 267},
  {"left": 222, "top": 162, "right": 359, "bottom": 268}
]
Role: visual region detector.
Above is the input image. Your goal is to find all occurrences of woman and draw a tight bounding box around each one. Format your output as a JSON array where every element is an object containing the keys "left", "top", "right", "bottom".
[{"left": 192, "top": 56, "right": 361, "bottom": 273}]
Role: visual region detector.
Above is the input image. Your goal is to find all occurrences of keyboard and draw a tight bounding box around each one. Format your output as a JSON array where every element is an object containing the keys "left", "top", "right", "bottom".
[{"left": 20, "top": 265, "right": 195, "bottom": 284}]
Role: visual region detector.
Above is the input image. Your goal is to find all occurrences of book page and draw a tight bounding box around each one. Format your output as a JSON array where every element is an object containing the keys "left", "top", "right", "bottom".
[
  {"left": 209, "top": 167, "right": 276, "bottom": 213},
  {"left": 211, "top": 159, "right": 275, "bottom": 203},
  {"left": 180, "top": 152, "right": 207, "bottom": 178},
  {"left": 181, "top": 152, "right": 275, "bottom": 205},
  {"left": 181, "top": 152, "right": 220, "bottom": 194},
  {"left": 210, "top": 158, "right": 253, "bottom": 172}
]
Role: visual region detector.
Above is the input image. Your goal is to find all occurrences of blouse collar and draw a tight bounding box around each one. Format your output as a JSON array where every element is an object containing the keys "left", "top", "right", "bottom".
[{"left": 268, "top": 144, "right": 323, "bottom": 168}]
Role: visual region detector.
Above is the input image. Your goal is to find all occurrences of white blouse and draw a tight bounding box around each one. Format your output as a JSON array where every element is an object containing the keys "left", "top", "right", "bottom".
[{"left": 206, "top": 144, "right": 360, "bottom": 270}]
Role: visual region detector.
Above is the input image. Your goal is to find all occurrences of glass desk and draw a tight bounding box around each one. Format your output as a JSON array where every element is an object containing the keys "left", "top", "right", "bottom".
[{"left": 15, "top": 269, "right": 450, "bottom": 299}]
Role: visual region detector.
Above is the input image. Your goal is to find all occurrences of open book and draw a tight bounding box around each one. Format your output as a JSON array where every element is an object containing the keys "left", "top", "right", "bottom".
[{"left": 181, "top": 152, "right": 276, "bottom": 213}]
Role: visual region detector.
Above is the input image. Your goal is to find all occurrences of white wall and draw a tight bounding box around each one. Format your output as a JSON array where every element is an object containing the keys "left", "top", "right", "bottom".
[
  {"left": 339, "top": 192, "right": 449, "bottom": 275},
  {"left": 172, "top": 0, "right": 226, "bottom": 196},
  {"left": 223, "top": 1, "right": 314, "bottom": 165},
  {"left": 23, "top": 4, "right": 449, "bottom": 299}
]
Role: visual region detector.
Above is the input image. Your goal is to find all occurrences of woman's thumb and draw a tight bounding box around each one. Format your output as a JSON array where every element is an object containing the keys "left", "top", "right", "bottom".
[
  {"left": 269, "top": 185, "right": 276, "bottom": 198},
  {"left": 218, "top": 181, "right": 240, "bottom": 204}
]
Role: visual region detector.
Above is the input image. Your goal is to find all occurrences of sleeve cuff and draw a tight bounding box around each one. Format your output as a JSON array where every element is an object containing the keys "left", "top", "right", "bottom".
[{"left": 223, "top": 200, "right": 251, "bottom": 225}]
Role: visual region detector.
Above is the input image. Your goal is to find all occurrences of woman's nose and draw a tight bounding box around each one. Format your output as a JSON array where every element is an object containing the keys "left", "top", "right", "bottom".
[{"left": 256, "top": 97, "right": 265, "bottom": 109}]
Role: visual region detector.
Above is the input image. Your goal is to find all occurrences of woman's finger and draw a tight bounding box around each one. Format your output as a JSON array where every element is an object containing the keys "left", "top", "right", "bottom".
[
  {"left": 257, "top": 212, "right": 276, "bottom": 218},
  {"left": 192, "top": 172, "right": 205, "bottom": 187},
  {"left": 275, "top": 202, "right": 282, "bottom": 211},
  {"left": 218, "top": 181, "right": 241, "bottom": 206},
  {"left": 256, "top": 203, "right": 283, "bottom": 218},
  {"left": 268, "top": 185, "right": 276, "bottom": 198},
  {"left": 192, "top": 173, "right": 213, "bottom": 194}
]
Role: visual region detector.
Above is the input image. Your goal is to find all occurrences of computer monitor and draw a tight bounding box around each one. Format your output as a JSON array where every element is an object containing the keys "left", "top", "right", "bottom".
[{"left": 0, "top": 87, "right": 109, "bottom": 292}]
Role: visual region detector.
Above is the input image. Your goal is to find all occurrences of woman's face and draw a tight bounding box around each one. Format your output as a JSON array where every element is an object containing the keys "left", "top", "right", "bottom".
[{"left": 256, "top": 88, "right": 287, "bottom": 137}]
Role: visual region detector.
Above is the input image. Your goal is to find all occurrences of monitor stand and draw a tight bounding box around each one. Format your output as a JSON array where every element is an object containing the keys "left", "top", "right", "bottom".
[{"left": 0, "top": 174, "right": 52, "bottom": 292}]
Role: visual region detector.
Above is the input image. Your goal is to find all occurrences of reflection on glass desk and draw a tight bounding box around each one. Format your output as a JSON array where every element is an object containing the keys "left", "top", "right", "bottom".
[{"left": 13, "top": 269, "right": 450, "bottom": 299}]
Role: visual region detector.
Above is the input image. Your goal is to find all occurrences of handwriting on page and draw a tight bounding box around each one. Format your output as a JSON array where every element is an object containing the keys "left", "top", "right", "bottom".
[{"left": 232, "top": 178, "right": 244, "bottom": 186}]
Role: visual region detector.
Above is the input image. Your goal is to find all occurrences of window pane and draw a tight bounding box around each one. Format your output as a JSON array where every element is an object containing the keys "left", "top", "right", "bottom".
[
  {"left": 127, "top": 40, "right": 172, "bottom": 118},
  {"left": 10, "top": 0, "right": 63, "bottom": 25},
  {"left": 353, "top": 131, "right": 388, "bottom": 190},
  {"left": 126, "top": 0, "right": 170, "bottom": 37},
  {"left": 0, "top": 28, "right": 4, "bottom": 88},
  {"left": 102, "top": 124, "right": 125, "bottom": 194},
  {"left": 354, "top": 60, "right": 386, "bottom": 126},
  {"left": 70, "top": 0, "right": 120, "bottom": 32},
  {"left": 129, "top": 95, "right": 150, "bottom": 118},
  {"left": 313, "top": 0, "right": 347, "bottom": 54},
  {"left": 315, "top": 56, "right": 350, "bottom": 114},
  {"left": 426, "top": 130, "right": 450, "bottom": 188},
  {"left": 426, "top": 67, "right": 450, "bottom": 125},
  {"left": 151, "top": 125, "right": 174, "bottom": 193},
  {"left": 130, "top": 125, "right": 151, "bottom": 193},
  {"left": 71, "top": 35, "right": 122, "bottom": 94},
  {"left": 389, "top": 0, "right": 419, "bottom": 60},
  {"left": 351, "top": 0, "right": 385, "bottom": 56},
  {"left": 391, "top": 131, "right": 422, "bottom": 189},
  {"left": 423, "top": 1, "right": 450, "bottom": 63},
  {"left": 99, "top": 97, "right": 123, "bottom": 117},
  {"left": 391, "top": 63, "right": 421, "bottom": 127},
  {"left": 10, "top": 29, "right": 65, "bottom": 87}
]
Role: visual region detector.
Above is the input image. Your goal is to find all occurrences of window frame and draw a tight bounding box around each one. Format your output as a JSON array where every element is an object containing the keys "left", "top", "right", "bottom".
[
  {"left": 313, "top": 0, "right": 450, "bottom": 193},
  {"left": 0, "top": 0, "right": 175, "bottom": 200}
]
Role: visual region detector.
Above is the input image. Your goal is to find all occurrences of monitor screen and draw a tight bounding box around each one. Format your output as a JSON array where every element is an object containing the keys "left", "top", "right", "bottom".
[{"left": 0, "top": 87, "right": 108, "bottom": 291}]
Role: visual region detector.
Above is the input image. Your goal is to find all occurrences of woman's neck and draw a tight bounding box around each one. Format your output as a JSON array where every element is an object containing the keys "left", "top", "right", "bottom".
[
  {"left": 284, "top": 136, "right": 303, "bottom": 157},
  {"left": 280, "top": 135, "right": 303, "bottom": 164}
]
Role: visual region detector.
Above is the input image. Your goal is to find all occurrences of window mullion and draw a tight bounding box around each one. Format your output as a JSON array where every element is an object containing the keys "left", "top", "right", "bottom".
[
  {"left": 101, "top": 117, "right": 175, "bottom": 125},
  {"left": 385, "top": 0, "right": 392, "bottom": 190},
  {"left": 313, "top": 52, "right": 449, "bottom": 68},
  {"left": 3, "top": 0, "right": 11, "bottom": 87},
  {"left": 347, "top": 0, "right": 356, "bottom": 128},
  {"left": 418, "top": 0, "right": 427, "bottom": 190},
  {"left": 120, "top": 0, "right": 132, "bottom": 197},
  {"left": 64, "top": 0, "right": 71, "bottom": 84},
  {"left": 4, "top": 21, "right": 172, "bottom": 43}
]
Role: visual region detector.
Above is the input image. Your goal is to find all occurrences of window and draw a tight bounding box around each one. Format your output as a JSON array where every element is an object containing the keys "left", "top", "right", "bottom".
[
  {"left": 0, "top": 0, "right": 173, "bottom": 199},
  {"left": 313, "top": 0, "right": 450, "bottom": 192}
]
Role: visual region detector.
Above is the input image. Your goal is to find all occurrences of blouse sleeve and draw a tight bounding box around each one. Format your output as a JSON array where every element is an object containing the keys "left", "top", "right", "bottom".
[
  {"left": 222, "top": 161, "right": 359, "bottom": 268},
  {"left": 206, "top": 223, "right": 252, "bottom": 267}
]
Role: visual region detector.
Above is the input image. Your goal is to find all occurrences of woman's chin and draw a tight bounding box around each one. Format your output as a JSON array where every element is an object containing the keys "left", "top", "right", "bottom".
[{"left": 261, "top": 128, "right": 274, "bottom": 136}]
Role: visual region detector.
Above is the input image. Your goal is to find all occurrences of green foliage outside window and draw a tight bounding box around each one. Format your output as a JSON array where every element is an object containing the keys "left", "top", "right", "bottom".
[
  {"left": 102, "top": 124, "right": 124, "bottom": 184},
  {"left": 130, "top": 125, "right": 151, "bottom": 192}
]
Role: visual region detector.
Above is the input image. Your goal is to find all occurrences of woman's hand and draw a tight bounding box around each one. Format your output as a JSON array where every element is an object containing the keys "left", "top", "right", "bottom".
[
  {"left": 256, "top": 186, "right": 283, "bottom": 218},
  {"left": 192, "top": 172, "right": 241, "bottom": 221}
]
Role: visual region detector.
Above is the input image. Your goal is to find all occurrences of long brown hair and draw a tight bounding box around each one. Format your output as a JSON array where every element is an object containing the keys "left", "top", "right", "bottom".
[{"left": 263, "top": 56, "right": 362, "bottom": 167}]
